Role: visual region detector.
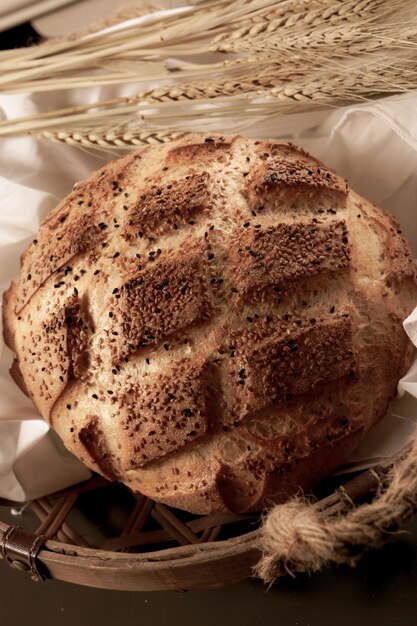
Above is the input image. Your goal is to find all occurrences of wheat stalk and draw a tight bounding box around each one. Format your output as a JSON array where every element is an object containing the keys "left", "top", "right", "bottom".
[
  {"left": 210, "top": 0, "right": 328, "bottom": 44},
  {"left": 1, "top": 55, "right": 416, "bottom": 140},
  {"left": 0, "top": 0, "right": 417, "bottom": 150},
  {"left": 211, "top": 0, "right": 378, "bottom": 49},
  {"left": 5, "top": 60, "right": 414, "bottom": 140},
  {"left": 0, "top": 0, "right": 398, "bottom": 93},
  {"left": 212, "top": 0, "right": 408, "bottom": 54},
  {"left": 40, "top": 128, "right": 183, "bottom": 150}
]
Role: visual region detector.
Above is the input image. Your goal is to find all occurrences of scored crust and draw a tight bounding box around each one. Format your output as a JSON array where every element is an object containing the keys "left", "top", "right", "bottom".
[{"left": 3, "top": 134, "right": 417, "bottom": 514}]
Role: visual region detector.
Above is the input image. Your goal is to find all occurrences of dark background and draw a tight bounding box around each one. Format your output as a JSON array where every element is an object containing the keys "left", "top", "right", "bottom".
[
  {"left": 1, "top": 19, "right": 417, "bottom": 626},
  {"left": 0, "top": 22, "right": 42, "bottom": 51}
]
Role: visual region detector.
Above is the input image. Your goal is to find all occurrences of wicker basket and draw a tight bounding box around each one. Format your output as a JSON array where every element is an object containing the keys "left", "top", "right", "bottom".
[{"left": 0, "top": 449, "right": 411, "bottom": 592}]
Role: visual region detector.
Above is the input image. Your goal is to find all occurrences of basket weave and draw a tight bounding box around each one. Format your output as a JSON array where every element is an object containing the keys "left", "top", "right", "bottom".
[{"left": 1, "top": 443, "right": 415, "bottom": 591}]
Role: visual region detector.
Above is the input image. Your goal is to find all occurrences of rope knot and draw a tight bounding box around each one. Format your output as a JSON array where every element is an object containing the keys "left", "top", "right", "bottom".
[
  {"left": 257, "top": 500, "right": 340, "bottom": 582},
  {"left": 255, "top": 439, "right": 417, "bottom": 584}
]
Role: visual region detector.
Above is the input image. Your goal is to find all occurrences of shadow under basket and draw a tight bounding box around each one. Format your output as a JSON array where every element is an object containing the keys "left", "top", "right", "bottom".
[{"left": 0, "top": 444, "right": 416, "bottom": 591}]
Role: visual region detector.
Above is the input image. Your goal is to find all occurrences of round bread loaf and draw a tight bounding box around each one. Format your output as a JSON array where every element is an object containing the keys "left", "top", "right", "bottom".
[{"left": 3, "top": 134, "right": 417, "bottom": 514}]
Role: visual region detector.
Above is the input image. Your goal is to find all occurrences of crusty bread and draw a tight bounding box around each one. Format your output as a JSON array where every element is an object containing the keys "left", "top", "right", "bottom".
[{"left": 3, "top": 134, "right": 417, "bottom": 514}]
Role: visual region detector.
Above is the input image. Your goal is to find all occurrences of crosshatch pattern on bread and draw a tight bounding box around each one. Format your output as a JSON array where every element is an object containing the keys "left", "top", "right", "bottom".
[{"left": 3, "top": 134, "right": 417, "bottom": 514}]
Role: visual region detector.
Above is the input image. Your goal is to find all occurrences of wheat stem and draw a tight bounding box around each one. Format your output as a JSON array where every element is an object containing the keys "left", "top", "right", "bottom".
[
  {"left": 0, "top": 0, "right": 366, "bottom": 91},
  {"left": 0, "top": 0, "right": 416, "bottom": 151}
]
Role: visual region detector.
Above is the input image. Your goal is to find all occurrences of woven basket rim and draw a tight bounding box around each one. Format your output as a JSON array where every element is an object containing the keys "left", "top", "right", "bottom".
[{"left": 1, "top": 448, "right": 408, "bottom": 591}]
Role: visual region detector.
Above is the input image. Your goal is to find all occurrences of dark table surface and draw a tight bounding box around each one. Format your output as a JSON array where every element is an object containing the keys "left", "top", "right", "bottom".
[{"left": 1, "top": 20, "right": 417, "bottom": 626}]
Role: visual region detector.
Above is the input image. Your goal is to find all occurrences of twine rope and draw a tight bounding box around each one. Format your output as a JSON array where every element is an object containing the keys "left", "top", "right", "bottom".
[{"left": 256, "top": 435, "right": 417, "bottom": 583}]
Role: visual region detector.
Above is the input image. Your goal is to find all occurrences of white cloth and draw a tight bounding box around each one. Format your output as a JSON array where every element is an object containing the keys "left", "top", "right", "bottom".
[{"left": 1, "top": 87, "right": 417, "bottom": 500}]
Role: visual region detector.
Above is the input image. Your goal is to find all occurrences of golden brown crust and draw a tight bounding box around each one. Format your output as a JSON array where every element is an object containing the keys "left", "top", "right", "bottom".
[
  {"left": 4, "top": 133, "right": 417, "bottom": 514},
  {"left": 16, "top": 209, "right": 109, "bottom": 314},
  {"left": 231, "top": 220, "right": 350, "bottom": 302},
  {"left": 118, "top": 358, "right": 216, "bottom": 470},
  {"left": 108, "top": 251, "right": 213, "bottom": 363},
  {"left": 78, "top": 416, "right": 117, "bottom": 481},
  {"left": 2, "top": 282, "right": 16, "bottom": 352},
  {"left": 242, "top": 140, "right": 348, "bottom": 216},
  {"left": 9, "top": 358, "right": 30, "bottom": 397},
  {"left": 122, "top": 172, "right": 212, "bottom": 240},
  {"left": 230, "top": 316, "right": 355, "bottom": 413}
]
